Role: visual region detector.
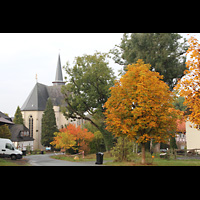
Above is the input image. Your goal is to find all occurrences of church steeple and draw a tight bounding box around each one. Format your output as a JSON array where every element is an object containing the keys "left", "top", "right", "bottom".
[{"left": 52, "top": 54, "right": 65, "bottom": 86}]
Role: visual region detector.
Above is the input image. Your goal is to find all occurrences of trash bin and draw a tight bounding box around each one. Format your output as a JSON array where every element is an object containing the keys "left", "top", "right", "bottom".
[
  {"left": 95, "top": 152, "right": 104, "bottom": 164},
  {"left": 22, "top": 150, "right": 26, "bottom": 156}
]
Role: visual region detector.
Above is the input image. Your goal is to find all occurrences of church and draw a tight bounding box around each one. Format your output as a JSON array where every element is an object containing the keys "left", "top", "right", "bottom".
[{"left": 21, "top": 54, "right": 83, "bottom": 150}]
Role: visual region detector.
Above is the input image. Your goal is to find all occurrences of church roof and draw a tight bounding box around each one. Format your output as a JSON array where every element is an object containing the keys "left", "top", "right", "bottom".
[
  {"left": 52, "top": 54, "right": 65, "bottom": 86},
  {"left": 21, "top": 83, "right": 66, "bottom": 111},
  {"left": 21, "top": 83, "right": 49, "bottom": 111},
  {"left": 21, "top": 55, "right": 66, "bottom": 111}
]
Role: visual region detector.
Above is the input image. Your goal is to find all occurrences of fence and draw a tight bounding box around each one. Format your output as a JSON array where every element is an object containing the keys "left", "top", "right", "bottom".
[{"left": 173, "top": 148, "right": 200, "bottom": 159}]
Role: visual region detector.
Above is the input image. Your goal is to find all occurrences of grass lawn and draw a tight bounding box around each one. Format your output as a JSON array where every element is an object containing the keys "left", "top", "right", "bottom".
[
  {"left": 52, "top": 152, "right": 200, "bottom": 166},
  {"left": 51, "top": 152, "right": 114, "bottom": 162},
  {"left": 0, "top": 158, "right": 30, "bottom": 166},
  {"left": 105, "top": 157, "right": 200, "bottom": 166}
]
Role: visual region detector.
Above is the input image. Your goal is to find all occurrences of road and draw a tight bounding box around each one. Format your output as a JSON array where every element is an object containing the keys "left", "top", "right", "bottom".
[{"left": 25, "top": 153, "right": 101, "bottom": 166}]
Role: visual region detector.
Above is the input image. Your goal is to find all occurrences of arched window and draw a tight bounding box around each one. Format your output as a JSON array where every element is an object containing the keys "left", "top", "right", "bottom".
[{"left": 29, "top": 115, "right": 33, "bottom": 137}]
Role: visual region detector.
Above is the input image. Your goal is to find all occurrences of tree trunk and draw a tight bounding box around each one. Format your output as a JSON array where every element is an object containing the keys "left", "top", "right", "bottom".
[
  {"left": 141, "top": 143, "right": 146, "bottom": 164},
  {"left": 99, "top": 126, "right": 113, "bottom": 152}
]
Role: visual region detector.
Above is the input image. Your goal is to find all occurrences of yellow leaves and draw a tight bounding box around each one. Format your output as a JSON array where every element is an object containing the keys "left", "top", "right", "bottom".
[
  {"left": 104, "top": 59, "right": 180, "bottom": 144},
  {"left": 175, "top": 36, "right": 200, "bottom": 128}
]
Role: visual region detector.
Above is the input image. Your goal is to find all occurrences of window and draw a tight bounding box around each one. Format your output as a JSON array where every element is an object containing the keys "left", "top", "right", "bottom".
[
  {"left": 29, "top": 115, "right": 33, "bottom": 137},
  {"left": 5, "top": 143, "right": 14, "bottom": 150}
]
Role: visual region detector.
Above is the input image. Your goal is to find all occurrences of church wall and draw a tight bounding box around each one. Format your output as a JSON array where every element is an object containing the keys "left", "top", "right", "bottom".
[
  {"left": 22, "top": 110, "right": 44, "bottom": 150},
  {"left": 22, "top": 108, "right": 72, "bottom": 150}
]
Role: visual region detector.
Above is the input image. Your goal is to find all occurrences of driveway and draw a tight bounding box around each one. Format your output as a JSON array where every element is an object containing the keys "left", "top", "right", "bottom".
[{"left": 26, "top": 153, "right": 101, "bottom": 166}]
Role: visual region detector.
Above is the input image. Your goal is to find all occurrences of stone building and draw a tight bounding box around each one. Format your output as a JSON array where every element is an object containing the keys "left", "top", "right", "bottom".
[{"left": 21, "top": 54, "right": 82, "bottom": 150}]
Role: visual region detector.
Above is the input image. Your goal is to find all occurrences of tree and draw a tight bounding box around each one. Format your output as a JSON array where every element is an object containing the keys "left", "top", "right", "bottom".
[
  {"left": 50, "top": 130, "right": 77, "bottom": 152},
  {"left": 0, "top": 125, "right": 11, "bottom": 139},
  {"left": 59, "top": 124, "right": 94, "bottom": 154},
  {"left": 175, "top": 36, "right": 200, "bottom": 128},
  {"left": 111, "top": 33, "right": 188, "bottom": 90},
  {"left": 61, "top": 52, "right": 116, "bottom": 151},
  {"left": 104, "top": 59, "right": 182, "bottom": 164},
  {"left": 172, "top": 96, "right": 187, "bottom": 111},
  {"left": 41, "top": 98, "right": 58, "bottom": 147},
  {"left": 51, "top": 123, "right": 94, "bottom": 154},
  {"left": 13, "top": 106, "right": 23, "bottom": 124}
]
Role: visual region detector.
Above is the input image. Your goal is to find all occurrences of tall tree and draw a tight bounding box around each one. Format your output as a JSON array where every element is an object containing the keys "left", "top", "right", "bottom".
[
  {"left": 61, "top": 52, "right": 116, "bottom": 151},
  {"left": 41, "top": 98, "right": 58, "bottom": 147},
  {"left": 13, "top": 106, "right": 23, "bottom": 124},
  {"left": 104, "top": 59, "right": 182, "bottom": 164},
  {"left": 111, "top": 33, "right": 188, "bottom": 90}
]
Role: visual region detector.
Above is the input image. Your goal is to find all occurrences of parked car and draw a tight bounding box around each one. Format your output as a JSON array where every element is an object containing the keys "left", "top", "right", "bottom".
[{"left": 0, "top": 138, "right": 22, "bottom": 160}]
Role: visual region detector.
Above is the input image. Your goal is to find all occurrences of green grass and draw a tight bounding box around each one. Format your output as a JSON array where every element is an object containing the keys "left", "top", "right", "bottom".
[
  {"left": 51, "top": 152, "right": 114, "bottom": 162},
  {"left": 0, "top": 158, "right": 30, "bottom": 166},
  {"left": 0, "top": 158, "right": 20, "bottom": 166},
  {"left": 51, "top": 152, "right": 200, "bottom": 166},
  {"left": 104, "top": 157, "right": 200, "bottom": 166}
]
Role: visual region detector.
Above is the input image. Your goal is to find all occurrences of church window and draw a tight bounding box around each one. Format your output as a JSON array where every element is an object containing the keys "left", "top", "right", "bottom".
[{"left": 29, "top": 115, "right": 33, "bottom": 137}]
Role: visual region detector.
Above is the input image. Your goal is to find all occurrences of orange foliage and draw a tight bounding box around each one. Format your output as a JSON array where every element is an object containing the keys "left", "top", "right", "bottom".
[
  {"left": 51, "top": 124, "right": 94, "bottom": 153},
  {"left": 104, "top": 59, "right": 182, "bottom": 144},
  {"left": 175, "top": 36, "right": 200, "bottom": 127}
]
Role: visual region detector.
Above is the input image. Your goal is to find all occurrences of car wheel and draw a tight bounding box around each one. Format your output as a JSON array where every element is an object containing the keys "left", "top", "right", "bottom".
[{"left": 11, "top": 154, "right": 17, "bottom": 160}]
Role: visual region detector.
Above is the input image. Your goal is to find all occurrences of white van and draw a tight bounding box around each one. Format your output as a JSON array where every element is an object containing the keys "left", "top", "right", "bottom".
[{"left": 0, "top": 138, "right": 22, "bottom": 160}]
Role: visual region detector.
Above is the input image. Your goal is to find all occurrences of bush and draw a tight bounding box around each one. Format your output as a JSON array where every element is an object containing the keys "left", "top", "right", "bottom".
[{"left": 111, "top": 136, "right": 133, "bottom": 162}]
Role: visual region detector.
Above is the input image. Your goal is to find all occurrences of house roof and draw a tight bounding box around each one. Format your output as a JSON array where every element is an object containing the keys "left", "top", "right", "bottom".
[
  {"left": 0, "top": 117, "right": 14, "bottom": 126},
  {"left": 10, "top": 124, "right": 34, "bottom": 142}
]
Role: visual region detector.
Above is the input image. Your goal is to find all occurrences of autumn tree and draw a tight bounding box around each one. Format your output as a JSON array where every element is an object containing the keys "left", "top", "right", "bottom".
[
  {"left": 50, "top": 130, "right": 77, "bottom": 152},
  {"left": 104, "top": 59, "right": 181, "bottom": 164},
  {"left": 51, "top": 124, "right": 94, "bottom": 154},
  {"left": 175, "top": 36, "right": 200, "bottom": 127}
]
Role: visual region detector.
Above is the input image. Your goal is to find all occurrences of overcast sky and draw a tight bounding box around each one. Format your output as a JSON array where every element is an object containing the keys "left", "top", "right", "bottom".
[
  {"left": 0, "top": 33, "right": 199, "bottom": 117},
  {"left": 0, "top": 33, "right": 124, "bottom": 116}
]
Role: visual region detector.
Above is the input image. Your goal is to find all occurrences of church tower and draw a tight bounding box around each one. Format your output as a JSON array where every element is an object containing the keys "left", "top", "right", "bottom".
[{"left": 52, "top": 54, "right": 65, "bottom": 86}]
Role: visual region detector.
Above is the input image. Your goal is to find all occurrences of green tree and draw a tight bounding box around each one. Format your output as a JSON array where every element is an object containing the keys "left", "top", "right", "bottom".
[
  {"left": 111, "top": 33, "right": 188, "bottom": 90},
  {"left": 41, "top": 98, "right": 58, "bottom": 147},
  {"left": 0, "top": 125, "right": 11, "bottom": 139},
  {"left": 13, "top": 106, "right": 24, "bottom": 124},
  {"left": 172, "top": 96, "right": 187, "bottom": 111},
  {"left": 61, "top": 52, "right": 116, "bottom": 151}
]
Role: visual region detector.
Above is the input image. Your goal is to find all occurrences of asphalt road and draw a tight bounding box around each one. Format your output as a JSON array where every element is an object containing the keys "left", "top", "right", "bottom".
[{"left": 26, "top": 153, "right": 100, "bottom": 166}]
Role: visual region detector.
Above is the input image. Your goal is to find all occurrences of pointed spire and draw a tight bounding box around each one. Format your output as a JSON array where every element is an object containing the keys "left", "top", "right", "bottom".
[{"left": 52, "top": 54, "right": 65, "bottom": 86}]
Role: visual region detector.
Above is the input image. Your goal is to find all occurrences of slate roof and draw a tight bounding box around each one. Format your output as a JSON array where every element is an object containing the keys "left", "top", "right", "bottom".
[
  {"left": 21, "top": 54, "right": 66, "bottom": 111},
  {"left": 21, "top": 83, "right": 49, "bottom": 111},
  {"left": 52, "top": 54, "right": 65, "bottom": 86},
  {"left": 21, "top": 83, "right": 66, "bottom": 111},
  {"left": 10, "top": 124, "right": 34, "bottom": 142}
]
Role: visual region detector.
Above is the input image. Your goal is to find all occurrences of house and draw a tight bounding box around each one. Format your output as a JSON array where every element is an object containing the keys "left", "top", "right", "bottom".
[
  {"left": 21, "top": 54, "right": 84, "bottom": 150},
  {"left": 186, "top": 120, "right": 200, "bottom": 150},
  {"left": 176, "top": 119, "right": 186, "bottom": 149},
  {"left": 9, "top": 124, "right": 34, "bottom": 151}
]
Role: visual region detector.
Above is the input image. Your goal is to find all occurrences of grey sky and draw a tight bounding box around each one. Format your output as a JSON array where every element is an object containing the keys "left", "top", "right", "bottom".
[
  {"left": 0, "top": 33, "right": 123, "bottom": 116},
  {"left": 0, "top": 33, "right": 198, "bottom": 117}
]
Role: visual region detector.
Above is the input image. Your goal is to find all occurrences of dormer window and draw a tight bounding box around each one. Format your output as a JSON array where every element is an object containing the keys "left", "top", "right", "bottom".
[{"left": 20, "top": 130, "right": 30, "bottom": 137}]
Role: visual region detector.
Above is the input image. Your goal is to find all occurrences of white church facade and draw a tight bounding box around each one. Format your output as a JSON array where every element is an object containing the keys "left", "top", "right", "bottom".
[{"left": 21, "top": 55, "right": 83, "bottom": 150}]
